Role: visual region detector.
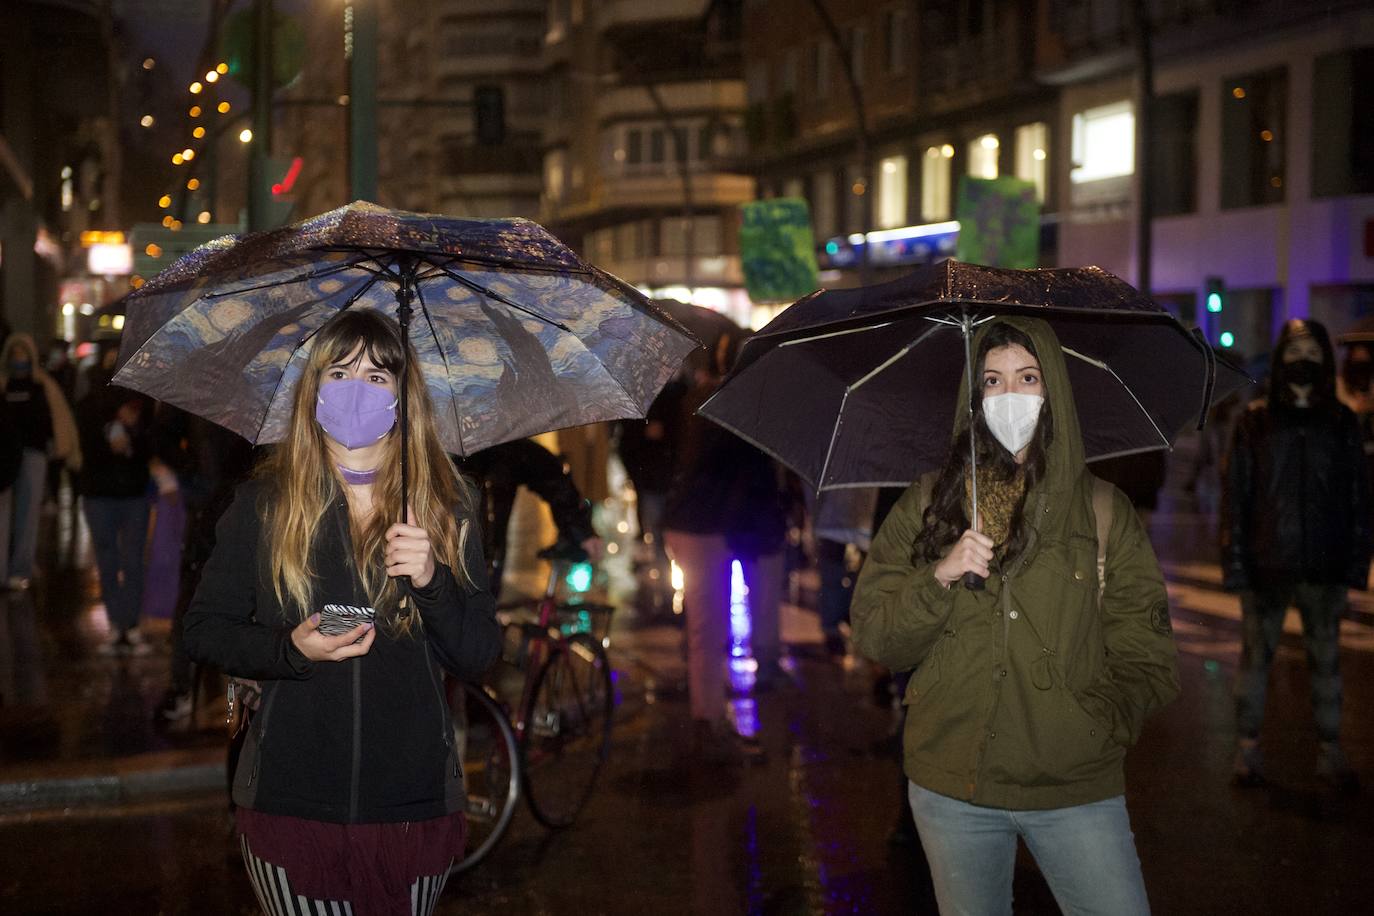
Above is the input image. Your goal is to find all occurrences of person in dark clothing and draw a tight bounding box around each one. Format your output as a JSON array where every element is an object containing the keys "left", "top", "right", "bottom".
[
  {"left": 616, "top": 377, "right": 686, "bottom": 560},
  {"left": 76, "top": 385, "right": 154, "bottom": 655},
  {"left": 1221, "top": 318, "right": 1371, "bottom": 793},
  {"left": 183, "top": 309, "right": 499, "bottom": 913},
  {"left": 663, "top": 351, "right": 789, "bottom": 762},
  {"left": 152, "top": 411, "right": 257, "bottom": 722},
  {"left": 455, "top": 438, "right": 600, "bottom": 596}
]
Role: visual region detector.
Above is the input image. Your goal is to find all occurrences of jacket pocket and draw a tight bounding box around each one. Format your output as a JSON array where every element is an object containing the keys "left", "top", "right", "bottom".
[
  {"left": 903, "top": 629, "right": 956, "bottom": 706},
  {"left": 233, "top": 683, "right": 277, "bottom": 792}
]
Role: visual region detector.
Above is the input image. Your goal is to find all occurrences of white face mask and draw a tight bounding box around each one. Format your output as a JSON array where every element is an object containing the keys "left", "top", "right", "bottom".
[{"left": 983, "top": 392, "right": 1044, "bottom": 456}]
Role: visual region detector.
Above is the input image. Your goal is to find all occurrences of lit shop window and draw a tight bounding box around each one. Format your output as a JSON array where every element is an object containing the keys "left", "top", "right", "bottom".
[
  {"left": 877, "top": 155, "right": 908, "bottom": 229},
  {"left": 922, "top": 145, "right": 954, "bottom": 221},
  {"left": 968, "top": 134, "right": 1000, "bottom": 179},
  {"left": 1071, "top": 101, "right": 1135, "bottom": 183},
  {"left": 1014, "top": 122, "right": 1048, "bottom": 202}
]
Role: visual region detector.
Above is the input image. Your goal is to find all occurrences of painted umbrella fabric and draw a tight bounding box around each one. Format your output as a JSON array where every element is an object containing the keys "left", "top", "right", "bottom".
[
  {"left": 113, "top": 202, "right": 699, "bottom": 455},
  {"left": 699, "top": 259, "right": 1250, "bottom": 491}
]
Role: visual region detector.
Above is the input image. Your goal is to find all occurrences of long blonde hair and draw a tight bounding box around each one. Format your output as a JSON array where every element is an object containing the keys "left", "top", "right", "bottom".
[{"left": 262, "top": 308, "right": 478, "bottom": 634}]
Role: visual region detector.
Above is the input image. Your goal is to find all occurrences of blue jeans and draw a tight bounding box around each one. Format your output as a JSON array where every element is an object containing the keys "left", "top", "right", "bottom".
[
  {"left": 83, "top": 496, "right": 151, "bottom": 633},
  {"left": 908, "top": 783, "right": 1151, "bottom": 916},
  {"left": 1235, "top": 583, "right": 1345, "bottom": 743},
  {"left": 5, "top": 448, "right": 47, "bottom": 579}
]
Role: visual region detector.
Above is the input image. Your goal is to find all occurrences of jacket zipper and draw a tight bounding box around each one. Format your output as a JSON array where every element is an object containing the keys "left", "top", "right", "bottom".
[
  {"left": 424, "top": 642, "right": 461, "bottom": 778},
  {"left": 332, "top": 503, "right": 366, "bottom": 822}
]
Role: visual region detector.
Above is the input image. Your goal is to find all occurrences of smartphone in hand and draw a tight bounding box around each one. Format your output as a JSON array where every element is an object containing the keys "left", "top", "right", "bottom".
[{"left": 317, "top": 603, "right": 377, "bottom": 640}]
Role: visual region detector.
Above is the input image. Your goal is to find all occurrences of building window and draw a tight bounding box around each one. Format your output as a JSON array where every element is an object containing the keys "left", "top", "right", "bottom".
[
  {"left": 968, "top": 133, "right": 1000, "bottom": 179},
  {"left": 662, "top": 216, "right": 724, "bottom": 257},
  {"left": 782, "top": 48, "right": 799, "bottom": 96},
  {"left": 845, "top": 163, "right": 867, "bottom": 233},
  {"left": 544, "top": 149, "right": 566, "bottom": 203},
  {"left": 814, "top": 42, "right": 831, "bottom": 98},
  {"left": 877, "top": 154, "right": 909, "bottom": 229},
  {"left": 1013, "top": 122, "right": 1048, "bottom": 203},
  {"left": 746, "top": 62, "right": 769, "bottom": 104},
  {"left": 885, "top": 7, "right": 908, "bottom": 74},
  {"left": 1221, "top": 67, "right": 1286, "bottom": 209},
  {"left": 849, "top": 25, "right": 867, "bottom": 87},
  {"left": 811, "top": 169, "right": 837, "bottom": 239},
  {"left": 649, "top": 128, "right": 666, "bottom": 164},
  {"left": 1071, "top": 101, "right": 1134, "bottom": 183},
  {"left": 922, "top": 144, "right": 954, "bottom": 221},
  {"left": 1312, "top": 47, "right": 1374, "bottom": 198},
  {"left": 626, "top": 128, "right": 643, "bottom": 165},
  {"left": 1150, "top": 91, "right": 1198, "bottom": 217}
]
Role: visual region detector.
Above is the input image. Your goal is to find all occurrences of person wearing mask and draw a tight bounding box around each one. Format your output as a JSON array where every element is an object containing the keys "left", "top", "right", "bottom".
[
  {"left": 1, "top": 333, "right": 79, "bottom": 589},
  {"left": 76, "top": 384, "right": 154, "bottom": 654},
  {"left": 183, "top": 309, "right": 499, "bottom": 913},
  {"left": 1222, "top": 318, "right": 1370, "bottom": 793},
  {"left": 851, "top": 317, "right": 1179, "bottom": 914}
]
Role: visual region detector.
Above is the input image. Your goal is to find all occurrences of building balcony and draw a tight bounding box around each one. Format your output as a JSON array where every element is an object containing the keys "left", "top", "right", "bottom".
[
  {"left": 596, "top": 1, "right": 710, "bottom": 33},
  {"left": 596, "top": 80, "right": 746, "bottom": 124}
]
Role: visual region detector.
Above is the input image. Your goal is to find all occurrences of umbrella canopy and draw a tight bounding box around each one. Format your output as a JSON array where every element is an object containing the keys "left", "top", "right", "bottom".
[
  {"left": 651, "top": 298, "right": 744, "bottom": 375},
  {"left": 700, "top": 259, "right": 1250, "bottom": 491},
  {"left": 113, "top": 201, "right": 699, "bottom": 456}
]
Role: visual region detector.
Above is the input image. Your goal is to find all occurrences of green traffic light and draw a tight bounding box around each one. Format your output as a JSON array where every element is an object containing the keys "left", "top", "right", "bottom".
[
  {"left": 1207, "top": 293, "right": 1223, "bottom": 313},
  {"left": 566, "top": 562, "right": 593, "bottom": 593},
  {"left": 1220, "top": 331, "right": 1235, "bottom": 347}
]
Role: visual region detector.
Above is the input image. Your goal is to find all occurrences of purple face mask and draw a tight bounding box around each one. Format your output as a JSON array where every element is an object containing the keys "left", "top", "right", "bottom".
[{"left": 315, "top": 379, "right": 397, "bottom": 450}]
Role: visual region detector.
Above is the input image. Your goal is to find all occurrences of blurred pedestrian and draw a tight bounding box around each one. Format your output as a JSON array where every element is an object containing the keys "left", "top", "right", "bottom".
[
  {"left": 455, "top": 437, "right": 601, "bottom": 596},
  {"left": 183, "top": 309, "right": 499, "bottom": 913},
  {"left": 663, "top": 333, "right": 788, "bottom": 763},
  {"left": 806, "top": 486, "right": 877, "bottom": 657},
  {"left": 76, "top": 383, "right": 153, "bottom": 655},
  {"left": 1, "top": 333, "right": 80, "bottom": 589},
  {"left": 851, "top": 318, "right": 1179, "bottom": 914},
  {"left": 1221, "top": 318, "right": 1370, "bottom": 793}
]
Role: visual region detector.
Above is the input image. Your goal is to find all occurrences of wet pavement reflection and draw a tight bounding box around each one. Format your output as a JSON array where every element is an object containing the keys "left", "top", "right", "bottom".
[{"left": 2, "top": 483, "right": 1373, "bottom": 913}]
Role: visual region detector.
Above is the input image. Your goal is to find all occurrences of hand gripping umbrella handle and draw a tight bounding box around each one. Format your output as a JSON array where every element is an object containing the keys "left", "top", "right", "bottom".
[{"left": 961, "top": 571, "right": 987, "bottom": 591}]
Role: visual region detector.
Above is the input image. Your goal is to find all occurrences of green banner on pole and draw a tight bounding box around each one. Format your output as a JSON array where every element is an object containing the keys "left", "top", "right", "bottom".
[
  {"left": 954, "top": 177, "right": 1040, "bottom": 269},
  {"left": 739, "top": 198, "right": 820, "bottom": 304}
]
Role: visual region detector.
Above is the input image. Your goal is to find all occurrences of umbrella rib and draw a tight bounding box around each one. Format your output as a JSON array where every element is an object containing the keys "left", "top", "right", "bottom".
[
  {"left": 250, "top": 271, "right": 389, "bottom": 443},
  {"left": 202, "top": 258, "right": 369, "bottom": 299},
  {"left": 847, "top": 323, "right": 945, "bottom": 392},
  {"left": 1060, "top": 345, "right": 1171, "bottom": 449},
  {"left": 429, "top": 264, "right": 573, "bottom": 333},
  {"left": 411, "top": 280, "right": 468, "bottom": 458},
  {"left": 814, "top": 389, "right": 850, "bottom": 493}
]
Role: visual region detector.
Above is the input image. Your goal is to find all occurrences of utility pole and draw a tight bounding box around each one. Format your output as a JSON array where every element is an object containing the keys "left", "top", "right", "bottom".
[
  {"left": 1131, "top": 0, "right": 1153, "bottom": 297},
  {"left": 247, "top": 0, "right": 274, "bottom": 230},
  {"left": 347, "top": 0, "right": 378, "bottom": 203}
]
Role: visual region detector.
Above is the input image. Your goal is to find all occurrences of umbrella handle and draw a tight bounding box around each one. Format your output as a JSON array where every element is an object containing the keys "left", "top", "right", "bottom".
[{"left": 961, "top": 572, "right": 986, "bottom": 591}]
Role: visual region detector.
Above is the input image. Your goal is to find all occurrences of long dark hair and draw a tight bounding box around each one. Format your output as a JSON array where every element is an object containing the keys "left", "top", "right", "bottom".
[{"left": 912, "top": 322, "right": 1054, "bottom": 565}]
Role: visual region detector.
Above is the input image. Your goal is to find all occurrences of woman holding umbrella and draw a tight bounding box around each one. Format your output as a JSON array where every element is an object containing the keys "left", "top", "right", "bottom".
[
  {"left": 851, "top": 316, "right": 1179, "bottom": 915},
  {"left": 184, "top": 309, "right": 500, "bottom": 914}
]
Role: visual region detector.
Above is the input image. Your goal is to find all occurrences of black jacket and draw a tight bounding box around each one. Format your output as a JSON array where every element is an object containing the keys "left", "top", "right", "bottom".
[
  {"left": 183, "top": 480, "right": 500, "bottom": 824},
  {"left": 1221, "top": 401, "right": 1372, "bottom": 590},
  {"left": 74, "top": 387, "right": 152, "bottom": 499}
]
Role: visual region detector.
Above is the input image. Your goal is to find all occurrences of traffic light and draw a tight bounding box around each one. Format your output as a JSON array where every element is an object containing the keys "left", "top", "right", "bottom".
[
  {"left": 1205, "top": 275, "right": 1225, "bottom": 314},
  {"left": 473, "top": 85, "right": 505, "bottom": 146}
]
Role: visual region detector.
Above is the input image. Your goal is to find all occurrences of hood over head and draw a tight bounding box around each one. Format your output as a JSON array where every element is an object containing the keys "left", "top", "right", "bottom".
[
  {"left": 950, "top": 315, "right": 1085, "bottom": 527},
  {"left": 1268, "top": 318, "right": 1337, "bottom": 409}
]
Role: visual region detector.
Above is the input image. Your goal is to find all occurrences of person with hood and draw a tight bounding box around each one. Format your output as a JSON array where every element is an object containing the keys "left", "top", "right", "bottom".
[
  {"left": 1221, "top": 318, "right": 1370, "bottom": 793},
  {"left": 851, "top": 317, "right": 1179, "bottom": 914},
  {"left": 1, "top": 332, "right": 80, "bottom": 589}
]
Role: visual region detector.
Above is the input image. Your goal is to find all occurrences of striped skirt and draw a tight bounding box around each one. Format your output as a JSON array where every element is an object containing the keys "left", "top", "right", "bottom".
[{"left": 240, "top": 835, "right": 451, "bottom": 916}]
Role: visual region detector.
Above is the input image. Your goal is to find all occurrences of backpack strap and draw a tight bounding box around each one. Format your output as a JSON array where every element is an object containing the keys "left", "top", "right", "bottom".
[{"left": 1090, "top": 475, "right": 1114, "bottom": 608}]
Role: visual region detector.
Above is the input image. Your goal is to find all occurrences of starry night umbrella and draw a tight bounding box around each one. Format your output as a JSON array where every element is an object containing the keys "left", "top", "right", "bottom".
[
  {"left": 113, "top": 201, "right": 699, "bottom": 513},
  {"left": 698, "top": 260, "right": 1248, "bottom": 584}
]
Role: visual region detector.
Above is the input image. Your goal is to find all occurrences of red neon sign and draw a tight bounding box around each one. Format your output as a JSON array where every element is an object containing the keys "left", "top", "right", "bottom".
[{"left": 271, "top": 157, "right": 303, "bottom": 196}]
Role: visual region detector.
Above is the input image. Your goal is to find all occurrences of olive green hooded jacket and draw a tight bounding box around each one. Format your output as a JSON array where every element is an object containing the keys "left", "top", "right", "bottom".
[{"left": 850, "top": 316, "right": 1179, "bottom": 810}]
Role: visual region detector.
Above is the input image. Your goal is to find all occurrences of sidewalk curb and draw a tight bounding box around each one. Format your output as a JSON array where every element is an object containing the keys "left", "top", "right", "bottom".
[{"left": 0, "top": 761, "right": 227, "bottom": 813}]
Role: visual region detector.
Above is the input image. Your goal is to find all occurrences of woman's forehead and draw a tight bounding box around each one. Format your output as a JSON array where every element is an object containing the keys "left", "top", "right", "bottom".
[
  {"left": 328, "top": 341, "right": 390, "bottom": 372},
  {"left": 984, "top": 343, "right": 1038, "bottom": 368}
]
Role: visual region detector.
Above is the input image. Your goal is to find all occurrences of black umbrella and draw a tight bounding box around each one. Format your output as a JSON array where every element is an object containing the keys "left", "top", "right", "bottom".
[{"left": 700, "top": 259, "right": 1249, "bottom": 497}]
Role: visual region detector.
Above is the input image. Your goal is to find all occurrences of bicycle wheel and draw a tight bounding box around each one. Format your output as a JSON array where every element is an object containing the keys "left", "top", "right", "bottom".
[
  {"left": 519, "top": 632, "right": 614, "bottom": 828},
  {"left": 450, "top": 680, "right": 520, "bottom": 873}
]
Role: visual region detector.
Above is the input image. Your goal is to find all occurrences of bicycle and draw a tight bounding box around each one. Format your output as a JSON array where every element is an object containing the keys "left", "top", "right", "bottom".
[{"left": 448, "top": 541, "right": 616, "bottom": 873}]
